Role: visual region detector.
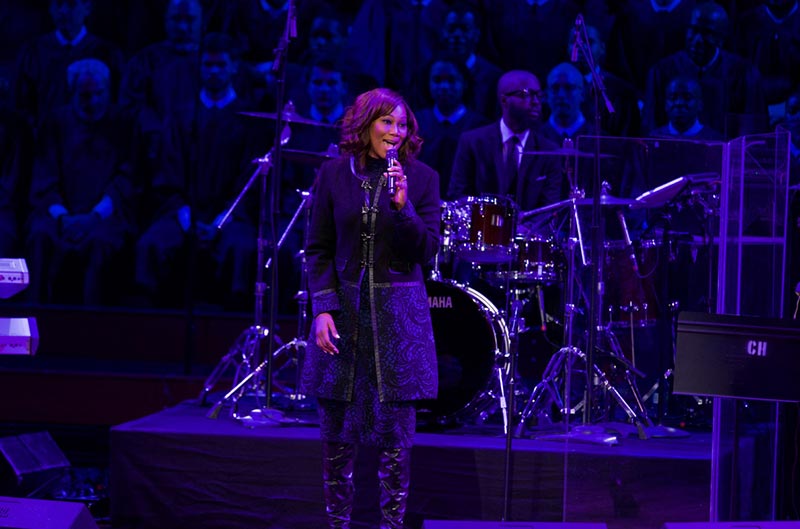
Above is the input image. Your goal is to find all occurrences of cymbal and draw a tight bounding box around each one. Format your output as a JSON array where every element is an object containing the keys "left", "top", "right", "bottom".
[
  {"left": 519, "top": 194, "right": 634, "bottom": 219},
  {"left": 239, "top": 110, "right": 335, "bottom": 128},
  {"left": 632, "top": 176, "right": 689, "bottom": 209},
  {"left": 522, "top": 147, "right": 616, "bottom": 159},
  {"left": 573, "top": 195, "right": 635, "bottom": 206},
  {"left": 282, "top": 148, "right": 338, "bottom": 166}
]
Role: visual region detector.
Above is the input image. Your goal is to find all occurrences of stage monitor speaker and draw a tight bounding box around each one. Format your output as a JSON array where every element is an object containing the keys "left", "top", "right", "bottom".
[
  {"left": 662, "top": 523, "right": 800, "bottom": 528},
  {"left": 422, "top": 522, "right": 608, "bottom": 528},
  {"left": 0, "top": 318, "right": 38, "bottom": 356},
  {"left": 0, "top": 258, "right": 29, "bottom": 299},
  {"left": 0, "top": 496, "right": 98, "bottom": 529}
]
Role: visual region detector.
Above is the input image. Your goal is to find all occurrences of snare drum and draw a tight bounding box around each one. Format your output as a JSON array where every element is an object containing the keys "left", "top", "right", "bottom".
[
  {"left": 603, "top": 239, "right": 661, "bottom": 327},
  {"left": 451, "top": 195, "right": 516, "bottom": 264}
]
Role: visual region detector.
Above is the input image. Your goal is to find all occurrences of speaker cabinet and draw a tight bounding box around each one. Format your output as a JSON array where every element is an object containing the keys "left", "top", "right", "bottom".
[
  {"left": 662, "top": 522, "right": 800, "bottom": 529},
  {"left": 422, "top": 522, "right": 609, "bottom": 528},
  {"left": 0, "top": 496, "right": 98, "bottom": 529}
]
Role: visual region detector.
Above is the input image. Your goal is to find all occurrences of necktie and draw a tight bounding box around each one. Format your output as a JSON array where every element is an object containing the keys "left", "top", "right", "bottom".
[{"left": 505, "top": 135, "right": 520, "bottom": 195}]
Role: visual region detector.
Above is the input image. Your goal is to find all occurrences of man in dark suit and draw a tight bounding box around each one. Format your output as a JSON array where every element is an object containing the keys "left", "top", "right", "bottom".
[{"left": 448, "top": 69, "right": 562, "bottom": 211}]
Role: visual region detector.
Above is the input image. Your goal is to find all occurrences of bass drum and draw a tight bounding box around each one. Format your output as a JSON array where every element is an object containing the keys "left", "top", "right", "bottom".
[{"left": 418, "top": 279, "right": 510, "bottom": 423}]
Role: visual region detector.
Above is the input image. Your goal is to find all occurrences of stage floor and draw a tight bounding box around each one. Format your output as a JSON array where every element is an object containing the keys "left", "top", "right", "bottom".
[{"left": 109, "top": 400, "right": 711, "bottom": 529}]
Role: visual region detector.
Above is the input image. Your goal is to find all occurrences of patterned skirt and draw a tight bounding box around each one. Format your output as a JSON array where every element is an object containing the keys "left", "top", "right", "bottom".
[{"left": 317, "top": 285, "right": 416, "bottom": 448}]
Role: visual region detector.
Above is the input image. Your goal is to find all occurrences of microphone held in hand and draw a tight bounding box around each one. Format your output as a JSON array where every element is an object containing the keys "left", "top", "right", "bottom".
[{"left": 386, "top": 148, "right": 399, "bottom": 197}]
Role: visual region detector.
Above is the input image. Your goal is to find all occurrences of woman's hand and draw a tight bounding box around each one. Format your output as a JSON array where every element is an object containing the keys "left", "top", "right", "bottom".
[
  {"left": 387, "top": 157, "right": 407, "bottom": 210},
  {"left": 314, "top": 312, "right": 340, "bottom": 354}
]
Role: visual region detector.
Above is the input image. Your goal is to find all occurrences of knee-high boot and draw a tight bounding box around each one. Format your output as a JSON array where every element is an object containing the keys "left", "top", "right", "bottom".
[
  {"left": 378, "top": 447, "right": 411, "bottom": 529},
  {"left": 322, "top": 441, "right": 355, "bottom": 529}
]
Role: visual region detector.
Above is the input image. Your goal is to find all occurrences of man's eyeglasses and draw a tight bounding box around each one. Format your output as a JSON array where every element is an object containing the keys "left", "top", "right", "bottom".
[{"left": 504, "top": 88, "right": 544, "bottom": 100}]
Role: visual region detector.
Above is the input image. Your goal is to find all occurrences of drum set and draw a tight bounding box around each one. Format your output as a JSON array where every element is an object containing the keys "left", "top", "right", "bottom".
[{"left": 419, "top": 176, "right": 718, "bottom": 437}]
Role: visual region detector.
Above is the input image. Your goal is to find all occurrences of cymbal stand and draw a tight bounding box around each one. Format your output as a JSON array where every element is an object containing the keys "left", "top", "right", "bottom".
[
  {"left": 592, "top": 323, "right": 651, "bottom": 436},
  {"left": 515, "top": 197, "right": 585, "bottom": 435},
  {"left": 198, "top": 144, "right": 280, "bottom": 409},
  {"left": 207, "top": 338, "right": 305, "bottom": 420},
  {"left": 516, "top": 197, "right": 651, "bottom": 439},
  {"left": 201, "top": 187, "right": 313, "bottom": 416},
  {"left": 502, "top": 283, "right": 529, "bottom": 521},
  {"left": 268, "top": 187, "right": 315, "bottom": 409}
]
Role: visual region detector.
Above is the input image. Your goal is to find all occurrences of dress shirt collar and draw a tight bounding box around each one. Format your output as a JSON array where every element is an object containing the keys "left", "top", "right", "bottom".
[
  {"left": 765, "top": 0, "right": 798, "bottom": 22},
  {"left": 310, "top": 103, "right": 344, "bottom": 123},
  {"left": 55, "top": 26, "right": 87, "bottom": 47},
  {"left": 260, "top": 0, "right": 289, "bottom": 14},
  {"left": 500, "top": 119, "right": 530, "bottom": 147},
  {"left": 668, "top": 119, "right": 704, "bottom": 137},
  {"left": 651, "top": 0, "right": 682, "bottom": 12},
  {"left": 434, "top": 104, "right": 467, "bottom": 124},
  {"left": 200, "top": 86, "right": 237, "bottom": 109},
  {"left": 547, "top": 112, "right": 586, "bottom": 138}
]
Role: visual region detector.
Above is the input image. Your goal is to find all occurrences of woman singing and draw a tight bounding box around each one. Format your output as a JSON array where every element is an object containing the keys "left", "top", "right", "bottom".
[{"left": 301, "top": 88, "right": 440, "bottom": 529}]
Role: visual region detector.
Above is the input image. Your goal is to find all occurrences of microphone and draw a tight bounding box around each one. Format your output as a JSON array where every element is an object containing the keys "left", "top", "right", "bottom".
[
  {"left": 386, "top": 148, "right": 399, "bottom": 197},
  {"left": 616, "top": 209, "right": 638, "bottom": 273},
  {"left": 570, "top": 14, "right": 583, "bottom": 63}
]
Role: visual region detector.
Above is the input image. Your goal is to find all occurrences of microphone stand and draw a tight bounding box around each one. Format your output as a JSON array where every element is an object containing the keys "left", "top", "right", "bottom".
[
  {"left": 261, "top": 0, "right": 297, "bottom": 414},
  {"left": 571, "top": 15, "right": 615, "bottom": 423},
  {"left": 203, "top": 2, "right": 297, "bottom": 421}
]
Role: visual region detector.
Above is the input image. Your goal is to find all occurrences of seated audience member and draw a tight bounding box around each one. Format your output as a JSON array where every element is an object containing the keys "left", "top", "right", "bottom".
[
  {"left": 26, "top": 59, "right": 137, "bottom": 305},
  {"left": 0, "top": 105, "right": 33, "bottom": 257},
  {"left": 437, "top": 3, "right": 503, "bottom": 120},
  {"left": 644, "top": 1, "right": 767, "bottom": 137},
  {"left": 120, "top": 0, "right": 203, "bottom": 128},
  {"left": 540, "top": 62, "right": 600, "bottom": 144},
  {"left": 134, "top": 33, "right": 264, "bottom": 310},
  {"left": 272, "top": 55, "right": 350, "bottom": 315},
  {"left": 14, "top": 0, "right": 125, "bottom": 129},
  {"left": 605, "top": 0, "right": 697, "bottom": 94},
  {"left": 734, "top": 0, "right": 800, "bottom": 121},
  {"left": 415, "top": 55, "right": 489, "bottom": 197},
  {"left": 227, "top": 0, "right": 334, "bottom": 112},
  {"left": 648, "top": 76, "right": 724, "bottom": 140},
  {"left": 87, "top": 0, "right": 232, "bottom": 57},
  {"left": 281, "top": 12, "right": 350, "bottom": 115},
  {"left": 569, "top": 23, "right": 641, "bottom": 138},
  {"left": 0, "top": 2, "right": 50, "bottom": 107},
  {"left": 482, "top": 0, "right": 581, "bottom": 79},
  {"left": 341, "top": 0, "right": 453, "bottom": 100}
]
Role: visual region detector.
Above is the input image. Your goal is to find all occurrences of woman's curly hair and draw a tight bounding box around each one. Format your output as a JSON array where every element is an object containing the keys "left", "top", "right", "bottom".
[{"left": 338, "top": 88, "right": 423, "bottom": 171}]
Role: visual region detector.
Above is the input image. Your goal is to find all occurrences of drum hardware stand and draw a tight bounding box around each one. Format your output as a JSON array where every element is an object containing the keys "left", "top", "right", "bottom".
[
  {"left": 591, "top": 323, "right": 651, "bottom": 435},
  {"left": 516, "top": 194, "right": 652, "bottom": 440},
  {"left": 637, "top": 301, "right": 690, "bottom": 437},
  {"left": 206, "top": 338, "right": 306, "bottom": 420},
  {"left": 502, "top": 270, "right": 534, "bottom": 520},
  {"left": 200, "top": 0, "right": 297, "bottom": 421},
  {"left": 201, "top": 186, "right": 315, "bottom": 417},
  {"left": 199, "top": 131, "right": 286, "bottom": 409},
  {"left": 515, "top": 197, "right": 589, "bottom": 437}
]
